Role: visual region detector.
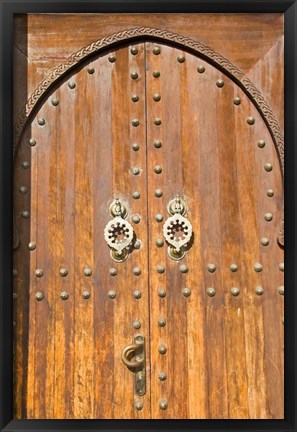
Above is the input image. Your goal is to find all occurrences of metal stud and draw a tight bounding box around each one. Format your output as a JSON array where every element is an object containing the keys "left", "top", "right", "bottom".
[
  {"left": 216, "top": 79, "right": 224, "bottom": 88},
  {"left": 132, "top": 143, "right": 139, "bottom": 151},
  {"left": 230, "top": 264, "right": 238, "bottom": 272},
  {"left": 158, "top": 372, "right": 167, "bottom": 381},
  {"left": 257, "top": 140, "right": 265, "bottom": 148},
  {"left": 59, "top": 268, "right": 68, "bottom": 277},
  {"left": 206, "top": 287, "right": 216, "bottom": 297},
  {"left": 13, "top": 321, "right": 16, "bottom": 328},
  {"left": 108, "top": 55, "right": 116, "bottom": 63},
  {"left": 207, "top": 263, "right": 216, "bottom": 273},
  {"left": 197, "top": 65, "right": 205, "bottom": 73},
  {"left": 132, "top": 166, "right": 140, "bottom": 175},
  {"left": 158, "top": 288, "right": 166, "bottom": 298},
  {"left": 158, "top": 344, "right": 167, "bottom": 355},
  {"left": 154, "top": 140, "right": 162, "bottom": 149},
  {"left": 37, "top": 118, "right": 46, "bottom": 126},
  {"left": 153, "top": 47, "right": 161, "bottom": 55},
  {"left": 247, "top": 117, "right": 255, "bottom": 125},
  {"left": 87, "top": 67, "right": 95, "bottom": 74},
  {"left": 182, "top": 287, "right": 191, "bottom": 297},
  {"left": 133, "top": 267, "right": 141, "bottom": 276},
  {"left": 267, "top": 189, "right": 274, "bottom": 197},
  {"left": 29, "top": 138, "right": 36, "bottom": 146},
  {"left": 35, "top": 291, "right": 44, "bottom": 301},
  {"left": 19, "top": 186, "right": 28, "bottom": 194},
  {"left": 21, "top": 161, "right": 30, "bottom": 169},
  {"left": 254, "top": 263, "right": 263, "bottom": 272},
  {"left": 278, "top": 286, "right": 284, "bottom": 295},
  {"left": 68, "top": 81, "right": 76, "bottom": 89},
  {"left": 155, "top": 189, "right": 163, "bottom": 197},
  {"left": 28, "top": 242, "right": 36, "bottom": 250},
  {"left": 133, "top": 320, "right": 141, "bottom": 329},
  {"left": 130, "top": 46, "right": 139, "bottom": 55},
  {"left": 82, "top": 291, "right": 90, "bottom": 299},
  {"left": 156, "top": 238, "right": 164, "bottom": 247},
  {"left": 131, "top": 71, "right": 139, "bottom": 80},
  {"left": 133, "top": 290, "right": 142, "bottom": 299},
  {"left": 134, "top": 239, "right": 141, "bottom": 249},
  {"left": 109, "top": 268, "right": 117, "bottom": 276},
  {"left": 177, "top": 55, "right": 185, "bottom": 63},
  {"left": 231, "top": 287, "right": 240, "bottom": 296},
  {"left": 13, "top": 292, "right": 18, "bottom": 300},
  {"left": 264, "top": 163, "right": 273, "bottom": 172},
  {"left": 158, "top": 318, "right": 166, "bottom": 327},
  {"left": 132, "top": 119, "right": 140, "bottom": 127},
  {"left": 35, "top": 269, "right": 43, "bottom": 278},
  {"left": 153, "top": 70, "right": 160, "bottom": 78},
  {"left": 155, "top": 214, "right": 163, "bottom": 222},
  {"left": 132, "top": 214, "right": 141, "bottom": 224},
  {"left": 84, "top": 267, "right": 92, "bottom": 277},
  {"left": 133, "top": 191, "right": 140, "bottom": 199},
  {"left": 264, "top": 213, "right": 273, "bottom": 221},
  {"left": 157, "top": 265, "right": 165, "bottom": 274},
  {"left": 159, "top": 400, "right": 168, "bottom": 410},
  {"left": 51, "top": 98, "right": 59, "bottom": 106},
  {"left": 261, "top": 237, "right": 269, "bottom": 246},
  {"left": 153, "top": 93, "right": 161, "bottom": 102},
  {"left": 180, "top": 264, "right": 189, "bottom": 273},
  {"left": 60, "top": 291, "right": 69, "bottom": 300},
  {"left": 135, "top": 401, "right": 143, "bottom": 411},
  {"left": 279, "top": 262, "right": 284, "bottom": 272},
  {"left": 13, "top": 269, "right": 18, "bottom": 277},
  {"left": 21, "top": 211, "right": 30, "bottom": 219},
  {"left": 154, "top": 118, "right": 162, "bottom": 125},
  {"left": 255, "top": 286, "right": 264, "bottom": 295},
  {"left": 233, "top": 97, "right": 241, "bottom": 105},
  {"left": 131, "top": 94, "right": 139, "bottom": 102},
  {"left": 108, "top": 290, "right": 117, "bottom": 299},
  {"left": 154, "top": 165, "right": 162, "bottom": 174}
]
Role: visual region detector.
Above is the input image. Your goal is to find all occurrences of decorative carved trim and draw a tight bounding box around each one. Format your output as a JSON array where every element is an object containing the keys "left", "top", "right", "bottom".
[{"left": 13, "top": 26, "right": 284, "bottom": 246}]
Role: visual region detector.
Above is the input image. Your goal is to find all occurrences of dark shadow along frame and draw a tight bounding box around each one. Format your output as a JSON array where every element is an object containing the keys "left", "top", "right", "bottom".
[{"left": 0, "top": 1, "right": 296, "bottom": 431}]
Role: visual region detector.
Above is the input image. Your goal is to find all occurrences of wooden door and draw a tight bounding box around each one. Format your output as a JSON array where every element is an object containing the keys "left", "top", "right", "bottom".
[{"left": 13, "top": 16, "right": 284, "bottom": 420}]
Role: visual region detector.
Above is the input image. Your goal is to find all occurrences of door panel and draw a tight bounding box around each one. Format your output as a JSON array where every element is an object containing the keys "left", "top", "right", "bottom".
[{"left": 13, "top": 36, "right": 284, "bottom": 419}]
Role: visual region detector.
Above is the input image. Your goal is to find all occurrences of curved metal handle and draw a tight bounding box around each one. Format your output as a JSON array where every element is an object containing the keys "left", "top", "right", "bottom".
[{"left": 121, "top": 343, "right": 144, "bottom": 368}]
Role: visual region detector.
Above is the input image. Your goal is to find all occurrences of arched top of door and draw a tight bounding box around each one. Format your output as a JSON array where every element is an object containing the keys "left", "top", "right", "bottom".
[{"left": 14, "top": 27, "right": 284, "bottom": 246}]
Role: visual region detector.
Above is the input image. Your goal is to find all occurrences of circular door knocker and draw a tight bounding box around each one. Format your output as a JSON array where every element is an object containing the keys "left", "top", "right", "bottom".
[
  {"left": 163, "top": 195, "right": 193, "bottom": 260},
  {"left": 104, "top": 198, "right": 134, "bottom": 262}
]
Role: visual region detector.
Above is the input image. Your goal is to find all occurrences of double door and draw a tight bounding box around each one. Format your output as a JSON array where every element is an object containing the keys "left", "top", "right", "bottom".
[{"left": 13, "top": 39, "right": 284, "bottom": 419}]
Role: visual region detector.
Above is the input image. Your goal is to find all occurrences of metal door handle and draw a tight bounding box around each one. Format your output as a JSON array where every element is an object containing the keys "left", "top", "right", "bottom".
[
  {"left": 163, "top": 195, "right": 193, "bottom": 260},
  {"left": 121, "top": 335, "right": 146, "bottom": 396}
]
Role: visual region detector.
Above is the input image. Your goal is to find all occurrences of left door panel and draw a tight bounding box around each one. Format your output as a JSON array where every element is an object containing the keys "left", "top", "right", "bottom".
[{"left": 13, "top": 44, "right": 151, "bottom": 419}]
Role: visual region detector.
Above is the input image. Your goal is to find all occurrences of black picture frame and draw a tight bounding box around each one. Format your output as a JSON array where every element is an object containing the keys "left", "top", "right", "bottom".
[{"left": 0, "top": 1, "right": 296, "bottom": 431}]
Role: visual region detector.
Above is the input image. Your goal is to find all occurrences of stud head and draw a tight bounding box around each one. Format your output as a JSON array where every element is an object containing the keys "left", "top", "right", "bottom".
[
  {"left": 131, "top": 71, "right": 139, "bottom": 80},
  {"left": 133, "top": 267, "right": 141, "bottom": 276},
  {"left": 154, "top": 140, "right": 162, "bottom": 148},
  {"left": 158, "top": 372, "right": 167, "bottom": 381},
  {"left": 153, "top": 47, "right": 161, "bottom": 55},
  {"left": 134, "top": 239, "right": 141, "bottom": 249},
  {"left": 28, "top": 242, "right": 36, "bottom": 250},
  {"left": 132, "top": 143, "right": 139, "bottom": 151},
  {"left": 37, "top": 118, "right": 46, "bottom": 126},
  {"left": 158, "top": 344, "right": 167, "bottom": 355},
  {"left": 278, "top": 286, "right": 284, "bottom": 295},
  {"left": 21, "top": 161, "right": 30, "bottom": 169},
  {"left": 130, "top": 47, "right": 139, "bottom": 55},
  {"left": 35, "top": 269, "right": 43, "bottom": 278},
  {"left": 216, "top": 79, "right": 224, "bottom": 88},
  {"left": 154, "top": 118, "right": 162, "bottom": 125},
  {"left": 156, "top": 238, "right": 164, "bottom": 247},
  {"left": 254, "top": 263, "right": 263, "bottom": 272},
  {"left": 159, "top": 400, "right": 168, "bottom": 410},
  {"left": 135, "top": 401, "right": 143, "bottom": 410},
  {"left": 182, "top": 287, "right": 191, "bottom": 297},
  {"left": 132, "top": 214, "right": 141, "bottom": 224},
  {"left": 177, "top": 55, "right": 185, "bottom": 63},
  {"left": 60, "top": 291, "right": 69, "bottom": 300},
  {"left": 230, "top": 264, "right": 238, "bottom": 272},
  {"left": 261, "top": 237, "right": 269, "bottom": 246},
  {"left": 82, "top": 291, "right": 90, "bottom": 299},
  {"left": 133, "top": 191, "right": 140, "bottom": 199},
  {"left": 231, "top": 287, "right": 240, "bottom": 296},
  {"left": 133, "top": 320, "right": 141, "bottom": 329},
  {"left": 68, "top": 81, "right": 76, "bottom": 89},
  {"left": 154, "top": 165, "right": 162, "bottom": 174},
  {"left": 157, "top": 265, "right": 165, "bottom": 274},
  {"left": 108, "top": 290, "right": 117, "bottom": 299},
  {"left": 255, "top": 286, "right": 264, "bottom": 295},
  {"left": 257, "top": 140, "right": 265, "bottom": 148},
  {"left": 264, "top": 213, "right": 273, "bottom": 221},
  {"left": 29, "top": 138, "right": 36, "bottom": 146},
  {"left": 279, "top": 262, "right": 284, "bottom": 272},
  {"left": 59, "top": 268, "right": 68, "bottom": 277},
  {"left": 132, "top": 166, "right": 140, "bottom": 175},
  {"left": 207, "top": 263, "right": 216, "bottom": 273},
  {"left": 153, "top": 93, "right": 161, "bottom": 102},
  {"left": 19, "top": 186, "right": 28, "bottom": 194},
  {"left": 87, "top": 67, "right": 95, "bottom": 74},
  {"left": 247, "top": 116, "right": 255, "bottom": 125},
  {"left": 131, "top": 94, "right": 139, "bottom": 102},
  {"left": 109, "top": 268, "right": 117, "bottom": 276},
  {"left": 155, "top": 214, "right": 163, "bottom": 222},
  {"left": 180, "top": 264, "right": 189, "bottom": 273},
  {"left": 21, "top": 210, "right": 30, "bottom": 218},
  {"left": 206, "top": 287, "right": 216, "bottom": 297},
  {"left": 132, "top": 119, "right": 140, "bottom": 127},
  {"left": 158, "top": 289, "right": 166, "bottom": 298},
  {"left": 233, "top": 97, "right": 241, "bottom": 105},
  {"left": 108, "top": 55, "right": 116, "bottom": 63},
  {"left": 264, "top": 163, "right": 273, "bottom": 172},
  {"left": 267, "top": 189, "right": 274, "bottom": 197},
  {"left": 155, "top": 189, "right": 163, "bottom": 197},
  {"left": 13, "top": 269, "right": 18, "bottom": 277},
  {"left": 51, "top": 98, "right": 59, "bottom": 106},
  {"left": 197, "top": 65, "right": 205, "bottom": 73},
  {"left": 133, "top": 290, "right": 142, "bottom": 299},
  {"left": 35, "top": 291, "right": 44, "bottom": 301},
  {"left": 153, "top": 70, "right": 160, "bottom": 77},
  {"left": 158, "top": 318, "right": 166, "bottom": 327},
  {"left": 83, "top": 267, "right": 92, "bottom": 277}
]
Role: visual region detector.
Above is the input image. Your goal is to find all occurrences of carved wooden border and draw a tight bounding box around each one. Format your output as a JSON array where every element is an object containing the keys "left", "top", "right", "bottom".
[{"left": 13, "top": 26, "right": 284, "bottom": 246}]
